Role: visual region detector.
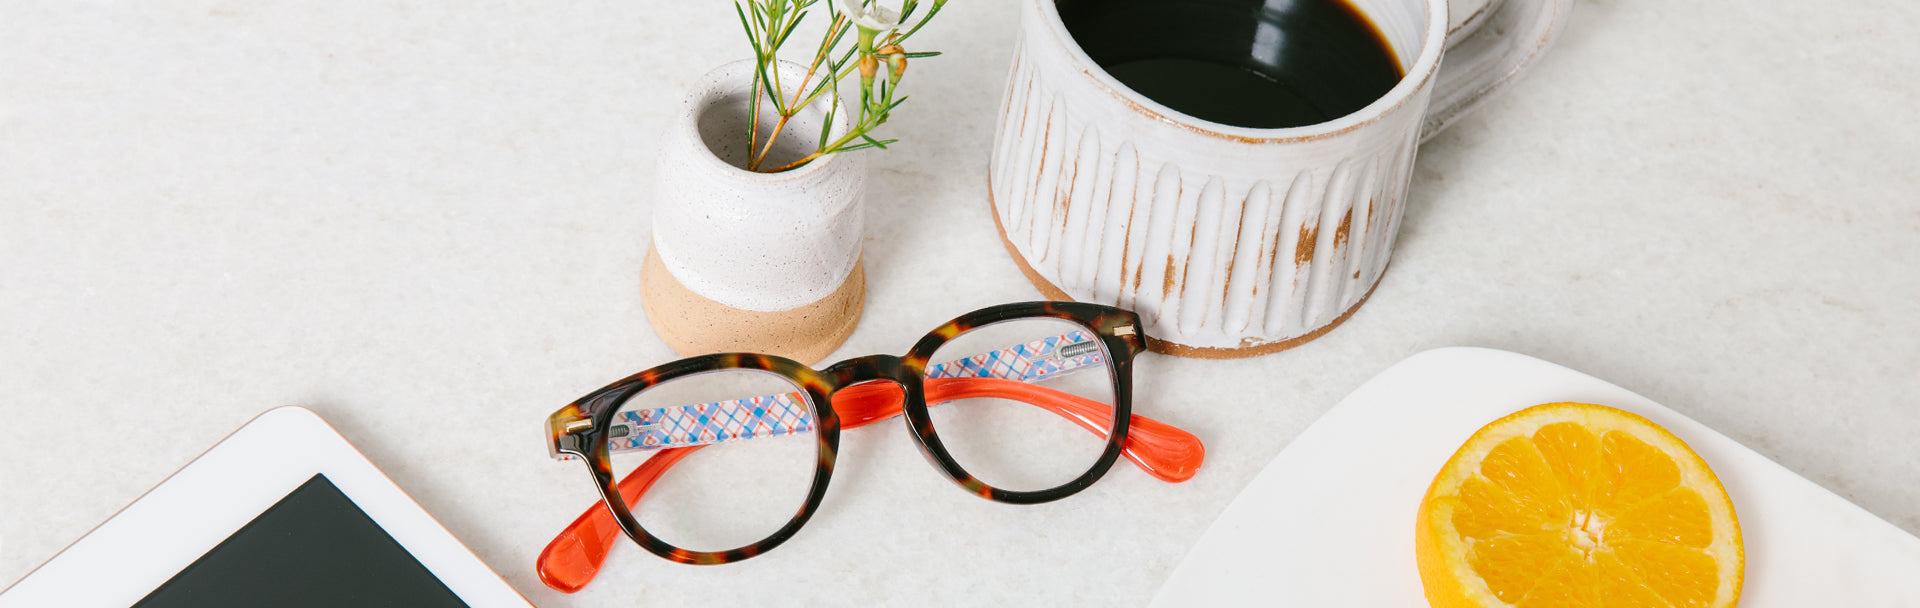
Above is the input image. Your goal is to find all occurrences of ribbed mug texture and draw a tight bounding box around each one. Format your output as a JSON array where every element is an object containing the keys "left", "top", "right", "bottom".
[{"left": 988, "top": 0, "right": 1443, "bottom": 356}]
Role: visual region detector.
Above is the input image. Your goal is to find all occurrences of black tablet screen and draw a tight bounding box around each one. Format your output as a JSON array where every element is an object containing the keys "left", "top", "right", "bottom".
[{"left": 134, "top": 473, "right": 470, "bottom": 608}]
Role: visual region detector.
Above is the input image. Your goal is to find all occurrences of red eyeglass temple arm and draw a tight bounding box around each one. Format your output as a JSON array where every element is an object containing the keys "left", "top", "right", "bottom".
[{"left": 536, "top": 376, "right": 1204, "bottom": 593}]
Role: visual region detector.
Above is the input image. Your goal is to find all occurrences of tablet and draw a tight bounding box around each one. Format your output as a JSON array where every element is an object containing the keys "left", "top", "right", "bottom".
[{"left": 0, "top": 406, "right": 531, "bottom": 607}]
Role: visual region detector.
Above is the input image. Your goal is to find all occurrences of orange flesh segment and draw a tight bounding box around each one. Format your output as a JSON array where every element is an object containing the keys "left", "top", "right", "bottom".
[{"left": 1417, "top": 403, "right": 1741, "bottom": 608}]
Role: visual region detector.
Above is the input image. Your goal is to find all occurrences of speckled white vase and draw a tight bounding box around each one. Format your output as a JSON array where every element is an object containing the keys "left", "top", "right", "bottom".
[
  {"left": 642, "top": 60, "right": 867, "bottom": 364},
  {"left": 988, "top": 0, "right": 1571, "bottom": 358}
]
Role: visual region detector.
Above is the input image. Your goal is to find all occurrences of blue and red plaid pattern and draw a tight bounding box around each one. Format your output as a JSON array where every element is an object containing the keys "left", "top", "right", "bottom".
[
  {"left": 923, "top": 330, "right": 1105, "bottom": 383},
  {"left": 607, "top": 331, "right": 1105, "bottom": 453},
  {"left": 609, "top": 391, "right": 813, "bottom": 452}
]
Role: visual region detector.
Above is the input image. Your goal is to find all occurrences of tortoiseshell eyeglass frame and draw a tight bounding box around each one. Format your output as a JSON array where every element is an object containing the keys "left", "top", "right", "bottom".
[{"left": 545, "top": 301, "right": 1149, "bottom": 565}]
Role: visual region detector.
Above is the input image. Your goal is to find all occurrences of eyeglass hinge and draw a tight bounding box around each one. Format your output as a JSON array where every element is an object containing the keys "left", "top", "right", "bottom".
[
  {"left": 563, "top": 418, "right": 594, "bottom": 434},
  {"left": 1113, "top": 325, "right": 1137, "bottom": 337}
]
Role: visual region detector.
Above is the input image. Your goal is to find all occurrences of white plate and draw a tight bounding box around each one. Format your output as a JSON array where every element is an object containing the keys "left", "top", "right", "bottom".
[{"left": 1153, "top": 347, "right": 1920, "bottom": 606}]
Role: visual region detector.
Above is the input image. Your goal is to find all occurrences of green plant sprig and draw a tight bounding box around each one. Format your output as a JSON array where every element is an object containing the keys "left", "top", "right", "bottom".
[{"left": 734, "top": 0, "right": 947, "bottom": 172}]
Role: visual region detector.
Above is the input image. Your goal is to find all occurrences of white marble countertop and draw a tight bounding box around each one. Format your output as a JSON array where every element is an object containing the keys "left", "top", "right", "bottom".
[{"left": 2, "top": 1, "right": 1915, "bottom": 605}]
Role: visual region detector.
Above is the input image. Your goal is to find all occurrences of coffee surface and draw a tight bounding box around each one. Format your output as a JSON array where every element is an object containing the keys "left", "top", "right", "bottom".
[{"left": 1058, "top": 0, "right": 1404, "bottom": 129}]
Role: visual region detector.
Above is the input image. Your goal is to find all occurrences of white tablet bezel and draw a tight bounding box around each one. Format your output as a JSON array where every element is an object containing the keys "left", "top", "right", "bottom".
[{"left": 0, "top": 406, "right": 530, "bottom": 607}]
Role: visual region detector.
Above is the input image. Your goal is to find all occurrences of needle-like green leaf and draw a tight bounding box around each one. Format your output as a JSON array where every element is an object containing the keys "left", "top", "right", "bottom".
[
  {"left": 777, "top": 12, "right": 806, "bottom": 48},
  {"left": 818, "top": 104, "right": 837, "bottom": 149},
  {"left": 730, "top": 0, "right": 945, "bottom": 171}
]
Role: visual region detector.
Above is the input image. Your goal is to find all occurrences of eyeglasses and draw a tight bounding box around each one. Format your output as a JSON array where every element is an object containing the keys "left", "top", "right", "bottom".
[{"left": 538, "top": 301, "right": 1205, "bottom": 590}]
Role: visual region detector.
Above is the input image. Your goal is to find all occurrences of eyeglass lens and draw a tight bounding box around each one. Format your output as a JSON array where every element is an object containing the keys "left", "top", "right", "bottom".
[
  {"left": 925, "top": 317, "right": 1116, "bottom": 492},
  {"left": 605, "top": 368, "right": 820, "bottom": 552}
]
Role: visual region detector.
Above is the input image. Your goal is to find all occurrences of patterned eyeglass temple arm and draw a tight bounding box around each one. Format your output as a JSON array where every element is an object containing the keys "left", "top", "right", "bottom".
[
  {"left": 592, "top": 331, "right": 1108, "bottom": 455},
  {"left": 536, "top": 373, "right": 1206, "bottom": 594}
]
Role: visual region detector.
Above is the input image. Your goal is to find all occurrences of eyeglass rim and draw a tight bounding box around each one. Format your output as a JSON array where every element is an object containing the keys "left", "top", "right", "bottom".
[
  {"left": 547, "top": 300, "right": 1147, "bottom": 565},
  {"left": 900, "top": 302, "right": 1141, "bottom": 505}
]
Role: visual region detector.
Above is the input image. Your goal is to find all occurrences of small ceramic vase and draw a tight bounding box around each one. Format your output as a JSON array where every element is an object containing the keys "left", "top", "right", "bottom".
[{"left": 642, "top": 60, "right": 867, "bottom": 364}]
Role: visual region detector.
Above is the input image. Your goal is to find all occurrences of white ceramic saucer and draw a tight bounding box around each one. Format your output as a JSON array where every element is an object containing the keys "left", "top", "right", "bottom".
[{"left": 1425, "top": 0, "right": 1576, "bottom": 139}]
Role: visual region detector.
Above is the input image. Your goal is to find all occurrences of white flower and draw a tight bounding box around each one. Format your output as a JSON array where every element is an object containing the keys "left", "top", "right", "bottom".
[{"left": 835, "top": 0, "right": 902, "bottom": 34}]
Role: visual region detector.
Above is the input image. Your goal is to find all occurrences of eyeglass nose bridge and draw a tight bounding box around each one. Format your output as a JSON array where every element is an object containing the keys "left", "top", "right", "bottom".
[
  {"left": 820, "top": 352, "right": 967, "bottom": 485},
  {"left": 819, "top": 353, "right": 918, "bottom": 389}
]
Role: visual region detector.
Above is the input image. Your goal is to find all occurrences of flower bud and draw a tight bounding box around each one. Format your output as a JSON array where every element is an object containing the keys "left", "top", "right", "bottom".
[
  {"left": 859, "top": 54, "right": 879, "bottom": 79},
  {"left": 889, "top": 53, "right": 908, "bottom": 79}
]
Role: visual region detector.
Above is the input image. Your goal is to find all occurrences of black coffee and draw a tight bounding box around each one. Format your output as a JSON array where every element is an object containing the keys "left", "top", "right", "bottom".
[{"left": 1057, "top": 0, "right": 1404, "bottom": 129}]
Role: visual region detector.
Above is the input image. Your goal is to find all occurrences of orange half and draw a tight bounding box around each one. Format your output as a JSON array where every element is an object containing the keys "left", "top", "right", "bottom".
[{"left": 1416, "top": 403, "right": 1743, "bottom": 608}]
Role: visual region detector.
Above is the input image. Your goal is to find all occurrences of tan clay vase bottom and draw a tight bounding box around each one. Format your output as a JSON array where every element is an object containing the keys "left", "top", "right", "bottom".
[
  {"left": 640, "top": 245, "right": 865, "bottom": 365},
  {"left": 988, "top": 191, "right": 1377, "bottom": 359}
]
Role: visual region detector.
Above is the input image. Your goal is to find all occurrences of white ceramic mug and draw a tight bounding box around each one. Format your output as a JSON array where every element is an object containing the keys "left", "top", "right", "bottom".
[{"left": 988, "top": 0, "right": 1572, "bottom": 357}]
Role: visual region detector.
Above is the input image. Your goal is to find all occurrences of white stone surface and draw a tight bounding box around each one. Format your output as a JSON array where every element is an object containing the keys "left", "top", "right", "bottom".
[{"left": 0, "top": 1, "right": 1915, "bottom": 606}]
